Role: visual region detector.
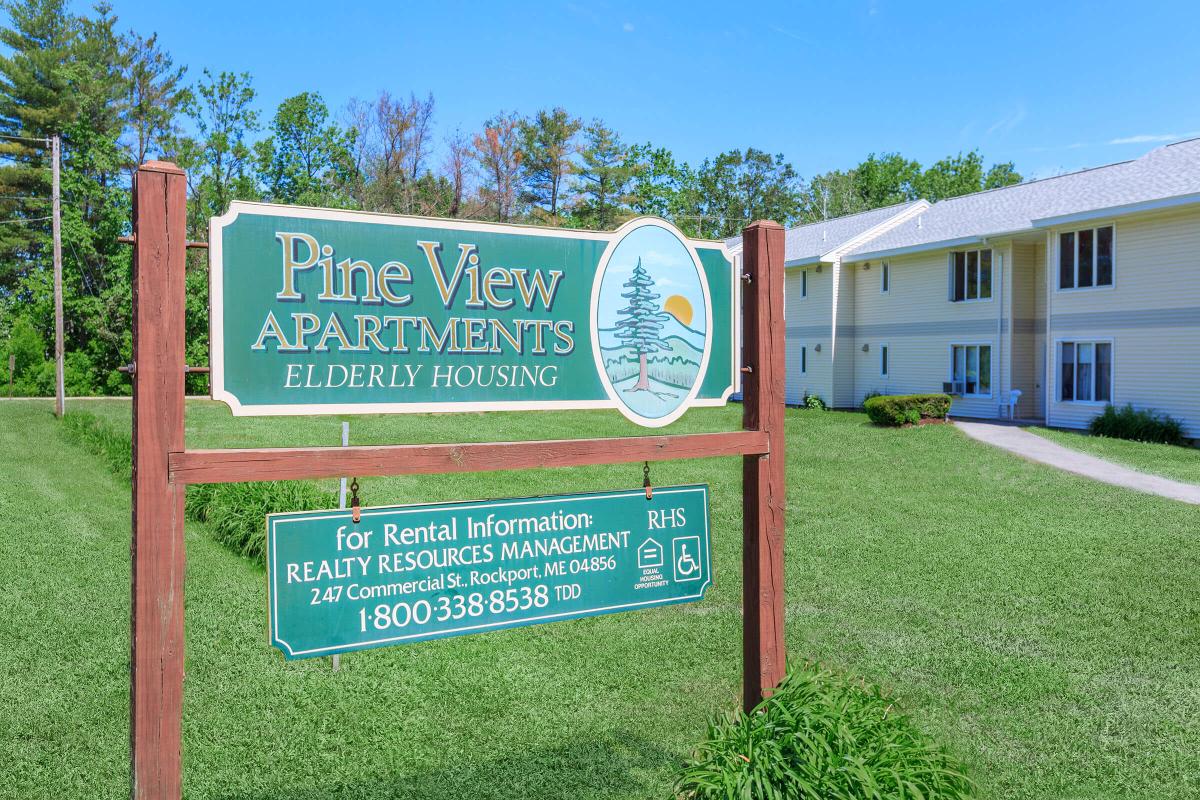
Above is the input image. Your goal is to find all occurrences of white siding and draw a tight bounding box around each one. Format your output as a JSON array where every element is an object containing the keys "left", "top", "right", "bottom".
[
  {"left": 1045, "top": 207, "right": 1200, "bottom": 438},
  {"left": 831, "top": 261, "right": 857, "bottom": 407},
  {"left": 784, "top": 266, "right": 832, "bottom": 405},
  {"left": 846, "top": 249, "right": 1005, "bottom": 418}
]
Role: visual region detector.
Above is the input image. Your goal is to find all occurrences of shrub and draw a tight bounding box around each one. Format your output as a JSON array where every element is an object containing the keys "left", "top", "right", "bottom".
[
  {"left": 7, "top": 315, "right": 46, "bottom": 378},
  {"left": 864, "top": 393, "right": 951, "bottom": 427},
  {"left": 803, "top": 393, "right": 826, "bottom": 411},
  {"left": 861, "top": 390, "right": 883, "bottom": 410},
  {"left": 60, "top": 410, "right": 334, "bottom": 564},
  {"left": 675, "top": 661, "right": 975, "bottom": 800},
  {"left": 1088, "top": 403, "right": 1184, "bottom": 445}
]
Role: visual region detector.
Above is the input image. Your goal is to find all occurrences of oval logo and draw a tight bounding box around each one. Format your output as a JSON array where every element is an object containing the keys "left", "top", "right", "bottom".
[{"left": 591, "top": 219, "right": 712, "bottom": 427}]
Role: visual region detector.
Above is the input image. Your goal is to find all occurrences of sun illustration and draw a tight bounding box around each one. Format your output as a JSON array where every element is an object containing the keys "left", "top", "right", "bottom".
[{"left": 663, "top": 294, "right": 693, "bottom": 326}]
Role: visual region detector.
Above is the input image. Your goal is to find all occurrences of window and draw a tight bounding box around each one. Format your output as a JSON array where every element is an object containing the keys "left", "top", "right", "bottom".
[
  {"left": 800, "top": 269, "right": 808, "bottom": 298},
  {"left": 800, "top": 345, "right": 807, "bottom": 374},
  {"left": 951, "top": 344, "right": 991, "bottom": 396},
  {"left": 880, "top": 344, "right": 889, "bottom": 376},
  {"left": 1059, "top": 225, "right": 1114, "bottom": 289},
  {"left": 950, "top": 249, "right": 992, "bottom": 301},
  {"left": 881, "top": 262, "right": 890, "bottom": 293},
  {"left": 1059, "top": 341, "right": 1112, "bottom": 402}
]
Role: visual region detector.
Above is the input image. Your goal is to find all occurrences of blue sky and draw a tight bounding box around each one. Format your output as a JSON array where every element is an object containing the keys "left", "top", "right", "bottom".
[{"left": 108, "top": 0, "right": 1200, "bottom": 179}]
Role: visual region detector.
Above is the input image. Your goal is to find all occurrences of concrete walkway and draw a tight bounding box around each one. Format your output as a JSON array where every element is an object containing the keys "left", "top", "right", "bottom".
[{"left": 954, "top": 421, "right": 1200, "bottom": 505}]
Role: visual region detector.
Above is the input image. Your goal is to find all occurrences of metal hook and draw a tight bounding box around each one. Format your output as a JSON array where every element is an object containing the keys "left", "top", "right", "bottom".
[
  {"left": 350, "top": 477, "right": 361, "bottom": 523},
  {"left": 643, "top": 461, "right": 653, "bottom": 500}
]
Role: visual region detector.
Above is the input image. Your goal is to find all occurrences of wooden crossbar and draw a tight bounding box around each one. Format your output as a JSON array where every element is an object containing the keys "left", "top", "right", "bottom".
[{"left": 168, "top": 430, "right": 770, "bottom": 484}]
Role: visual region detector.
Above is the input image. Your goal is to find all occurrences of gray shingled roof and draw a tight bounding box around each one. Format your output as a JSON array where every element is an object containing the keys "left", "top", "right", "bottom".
[
  {"left": 724, "top": 200, "right": 923, "bottom": 264},
  {"left": 846, "top": 137, "right": 1200, "bottom": 259}
]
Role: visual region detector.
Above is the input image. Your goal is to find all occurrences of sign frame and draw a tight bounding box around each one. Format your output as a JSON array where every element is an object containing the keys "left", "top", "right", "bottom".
[
  {"left": 127, "top": 160, "right": 785, "bottom": 800},
  {"left": 208, "top": 203, "right": 739, "bottom": 426}
]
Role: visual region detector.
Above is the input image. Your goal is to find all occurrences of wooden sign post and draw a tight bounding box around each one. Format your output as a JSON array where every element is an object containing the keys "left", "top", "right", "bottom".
[{"left": 128, "top": 161, "right": 785, "bottom": 800}]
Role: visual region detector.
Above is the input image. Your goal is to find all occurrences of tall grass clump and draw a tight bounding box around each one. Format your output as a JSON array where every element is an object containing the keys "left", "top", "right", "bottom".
[
  {"left": 61, "top": 410, "right": 133, "bottom": 480},
  {"left": 59, "top": 410, "right": 333, "bottom": 564},
  {"left": 676, "top": 661, "right": 975, "bottom": 800},
  {"left": 187, "top": 480, "right": 333, "bottom": 563},
  {"left": 1088, "top": 403, "right": 1184, "bottom": 445}
]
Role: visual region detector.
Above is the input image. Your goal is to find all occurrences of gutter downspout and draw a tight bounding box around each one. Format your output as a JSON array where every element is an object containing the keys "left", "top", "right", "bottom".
[
  {"left": 829, "top": 257, "right": 840, "bottom": 406},
  {"left": 997, "top": 245, "right": 1005, "bottom": 419}
]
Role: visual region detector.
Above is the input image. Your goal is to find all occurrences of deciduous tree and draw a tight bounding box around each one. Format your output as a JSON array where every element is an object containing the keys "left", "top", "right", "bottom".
[
  {"left": 255, "top": 91, "right": 354, "bottom": 207},
  {"left": 170, "top": 69, "right": 260, "bottom": 228},
  {"left": 473, "top": 111, "right": 523, "bottom": 221},
  {"left": 693, "top": 148, "right": 802, "bottom": 238},
  {"left": 347, "top": 91, "right": 436, "bottom": 214},
  {"left": 441, "top": 127, "right": 472, "bottom": 218}
]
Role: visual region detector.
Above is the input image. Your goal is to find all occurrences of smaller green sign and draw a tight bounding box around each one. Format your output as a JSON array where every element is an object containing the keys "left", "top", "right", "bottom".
[{"left": 267, "top": 485, "right": 711, "bottom": 659}]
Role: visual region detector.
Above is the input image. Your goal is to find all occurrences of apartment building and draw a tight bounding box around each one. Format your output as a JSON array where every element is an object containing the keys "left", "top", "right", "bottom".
[{"left": 727, "top": 138, "right": 1200, "bottom": 437}]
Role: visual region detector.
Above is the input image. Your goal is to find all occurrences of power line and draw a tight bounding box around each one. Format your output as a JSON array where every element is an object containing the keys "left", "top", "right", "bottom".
[
  {"left": 0, "top": 215, "right": 50, "bottom": 225},
  {"left": 0, "top": 133, "right": 50, "bottom": 144}
]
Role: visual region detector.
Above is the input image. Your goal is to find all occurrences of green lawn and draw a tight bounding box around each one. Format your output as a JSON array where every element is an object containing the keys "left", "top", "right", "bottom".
[
  {"left": 2, "top": 399, "right": 1198, "bottom": 799},
  {"left": 1031, "top": 426, "right": 1200, "bottom": 486}
]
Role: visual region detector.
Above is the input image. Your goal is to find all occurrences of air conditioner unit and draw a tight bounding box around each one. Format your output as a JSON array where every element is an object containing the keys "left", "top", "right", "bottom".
[{"left": 942, "top": 381, "right": 964, "bottom": 396}]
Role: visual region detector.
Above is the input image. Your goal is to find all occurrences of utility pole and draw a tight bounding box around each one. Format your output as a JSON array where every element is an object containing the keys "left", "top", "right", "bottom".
[{"left": 51, "top": 133, "right": 64, "bottom": 417}]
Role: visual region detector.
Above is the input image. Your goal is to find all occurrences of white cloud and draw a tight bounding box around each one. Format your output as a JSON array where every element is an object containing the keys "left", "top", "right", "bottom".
[
  {"left": 1108, "top": 131, "right": 1200, "bottom": 145},
  {"left": 1028, "top": 130, "right": 1200, "bottom": 154},
  {"left": 985, "top": 104, "right": 1027, "bottom": 137},
  {"left": 769, "top": 25, "right": 812, "bottom": 45},
  {"left": 622, "top": 21, "right": 634, "bottom": 32}
]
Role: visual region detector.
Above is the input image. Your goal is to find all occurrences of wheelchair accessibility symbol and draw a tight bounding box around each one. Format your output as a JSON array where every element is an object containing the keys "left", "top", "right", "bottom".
[{"left": 672, "top": 536, "right": 703, "bottom": 582}]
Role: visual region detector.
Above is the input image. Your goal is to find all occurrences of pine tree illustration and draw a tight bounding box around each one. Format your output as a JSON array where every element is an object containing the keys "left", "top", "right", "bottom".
[{"left": 614, "top": 258, "right": 672, "bottom": 391}]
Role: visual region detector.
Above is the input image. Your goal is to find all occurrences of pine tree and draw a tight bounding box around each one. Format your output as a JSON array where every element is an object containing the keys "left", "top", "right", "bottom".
[
  {"left": 614, "top": 258, "right": 670, "bottom": 392},
  {"left": 0, "top": 0, "right": 77, "bottom": 288},
  {"left": 122, "top": 29, "right": 188, "bottom": 169},
  {"left": 572, "top": 119, "right": 635, "bottom": 230},
  {"left": 519, "top": 107, "right": 580, "bottom": 222}
]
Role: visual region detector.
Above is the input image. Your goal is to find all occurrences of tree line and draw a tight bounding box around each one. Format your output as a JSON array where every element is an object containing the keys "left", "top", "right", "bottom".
[{"left": 0, "top": 0, "right": 1023, "bottom": 397}]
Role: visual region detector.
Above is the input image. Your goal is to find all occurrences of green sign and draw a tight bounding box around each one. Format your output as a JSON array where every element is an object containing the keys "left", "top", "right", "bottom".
[
  {"left": 266, "top": 485, "right": 711, "bottom": 659},
  {"left": 211, "top": 204, "right": 737, "bottom": 427}
]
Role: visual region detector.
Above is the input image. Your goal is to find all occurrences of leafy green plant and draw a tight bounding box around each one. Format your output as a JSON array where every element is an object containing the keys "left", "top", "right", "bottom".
[
  {"left": 860, "top": 391, "right": 883, "bottom": 410},
  {"left": 60, "top": 410, "right": 333, "bottom": 563},
  {"left": 676, "top": 661, "right": 975, "bottom": 800},
  {"left": 863, "top": 394, "right": 951, "bottom": 427},
  {"left": 803, "top": 393, "right": 827, "bottom": 411},
  {"left": 1088, "top": 403, "right": 1184, "bottom": 446}
]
